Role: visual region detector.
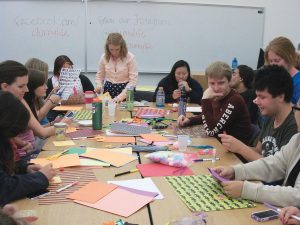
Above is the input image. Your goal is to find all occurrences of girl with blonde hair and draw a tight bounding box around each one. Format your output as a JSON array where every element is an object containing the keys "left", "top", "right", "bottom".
[
  {"left": 265, "top": 36, "right": 300, "bottom": 104},
  {"left": 95, "top": 33, "right": 138, "bottom": 102}
]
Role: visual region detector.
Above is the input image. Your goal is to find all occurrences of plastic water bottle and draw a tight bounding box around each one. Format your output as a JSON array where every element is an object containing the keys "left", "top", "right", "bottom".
[
  {"left": 126, "top": 86, "right": 134, "bottom": 111},
  {"left": 156, "top": 87, "right": 165, "bottom": 107},
  {"left": 178, "top": 86, "right": 187, "bottom": 116},
  {"left": 92, "top": 98, "right": 102, "bottom": 130},
  {"left": 231, "top": 57, "right": 238, "bottom": 71}
]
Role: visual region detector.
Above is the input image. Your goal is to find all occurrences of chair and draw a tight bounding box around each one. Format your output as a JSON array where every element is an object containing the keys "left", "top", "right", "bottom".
[{"left": 134, "top": 90, "right": 155, "bottom": 102}]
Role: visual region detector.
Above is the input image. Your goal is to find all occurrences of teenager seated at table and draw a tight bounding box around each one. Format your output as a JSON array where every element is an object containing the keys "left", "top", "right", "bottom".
[
  {"left": 213, "top": 99, "right": 300, "bottom": 207},
  {"left": 25, "top": 57, "right": 51, "bottom": 126},
  {"left": 280, "top": 206, "right": 300, "bottom": 225},
  {"left": 219, "top": 65, "right": 297, "bottom": 162},
  {"left": 154, "top": 60, "right": 203, "bottom": 104},
  {"left": 24, "top": 69, "right": 66, "bottom": 158},
  {"left": 177, "top": 61, "right": 251, "bottom": 144},
  {"left": 46, "top": 55, "right": 94, "bottom": 121},
  {"left": 47, "top": 55, "right": 94, "bottom": 97},
  {"left": 229, "top": 65, "right": 259, "bottom": 124},
  {"left": 264, "top": 36, "right": 300, "bottom": 105},
  {"left": 0, "top": 91, "right": 56, "bottom": 206},
  {"left": 0, "top": 60, "right": 56, "bottom": 147}
]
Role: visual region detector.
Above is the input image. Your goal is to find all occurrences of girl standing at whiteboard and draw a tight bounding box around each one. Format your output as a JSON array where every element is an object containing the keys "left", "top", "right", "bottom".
[
  {"left": 265, "top": 36, "right": 300, "bottom": 105},
  {"left": 95, "top": 33, "right": 138, "bottom": 103},
  {"left": 154, "top": 60, "right": 203, "bottom": 104}
]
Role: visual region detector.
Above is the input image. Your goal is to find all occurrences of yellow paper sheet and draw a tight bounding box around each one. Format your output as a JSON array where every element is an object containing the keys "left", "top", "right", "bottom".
[
  {"left": 53, "top": 105, "right": 83, "bottom": 111},
  {"left": 53, "top": 140, "right": 76, "bottom": 147},
  {"left": 86, "top": 147, "right": 132, "bottom": 155}
]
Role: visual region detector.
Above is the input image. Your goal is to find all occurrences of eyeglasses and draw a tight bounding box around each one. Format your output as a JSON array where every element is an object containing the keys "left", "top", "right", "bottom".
[{"left": 292, "top": 106, "right": 300, "bottom": 112}]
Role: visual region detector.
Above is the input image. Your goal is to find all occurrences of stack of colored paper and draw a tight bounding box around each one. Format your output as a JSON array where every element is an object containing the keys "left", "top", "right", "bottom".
[{"left": 69, "top": 181, "right": 157, "bottom": 217}]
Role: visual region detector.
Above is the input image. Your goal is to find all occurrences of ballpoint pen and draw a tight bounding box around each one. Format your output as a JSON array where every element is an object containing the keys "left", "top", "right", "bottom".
[
  {"left": 264, "top": 202, "right": 300, "bottom": 222},
  {"left": 194, "top": 157, "right": 220, "bottom": 162}
]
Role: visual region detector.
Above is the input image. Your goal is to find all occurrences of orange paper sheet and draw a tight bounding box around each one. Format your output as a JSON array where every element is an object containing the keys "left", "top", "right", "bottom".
[
  {"left": 67, "top": 181, "right": 117, "bottom": 203},
  {"left": 53, "top": 105, "right": 83, "bottom": 111},
  {"left": 30, "top": 154, "right": 81, "bottom": 169},
  {"left": 140, "top": 133, "right": 169, "bottom": 142},
  {"left": 102, "top": 136, "right": 135, "bottom": 143},
  {"left": 81, "top": 150, "right": 137, "bottom": 167},
  {"left": 75, "top": 187, "right": 154, "bottom": 217}
]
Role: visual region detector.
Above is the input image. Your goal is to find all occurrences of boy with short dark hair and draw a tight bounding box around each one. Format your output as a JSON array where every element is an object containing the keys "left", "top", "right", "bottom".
[{"left": 219, "top": 65, "right": 297, "bottom": 162}]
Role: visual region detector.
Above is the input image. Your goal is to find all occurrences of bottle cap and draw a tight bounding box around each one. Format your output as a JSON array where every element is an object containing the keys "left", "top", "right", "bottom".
[{"left": 93, "top": 98, "right": 101, "bottom": 102}]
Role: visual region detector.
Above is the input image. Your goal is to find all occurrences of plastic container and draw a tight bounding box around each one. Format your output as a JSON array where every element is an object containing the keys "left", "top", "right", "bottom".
[
  {"left": 54, "top": 122, "right": 67, "bottom": 141},
  {"left": 92, "top": 98, "right": 102, "bottom": 130},
  {"left": 84, "top": 91, "right": 94, "bottom": 110},
  {"left": 126, "top": 86, "right": 134, "bottom": 111},
  {"left": 156, "top": 86, "right": 165, "bottom": 107},
  {"left": 178, "top": 86, "right": 187, "bottom": 116},
  {"left": 232, "top": 57, "right": 238, "bottom": 71}
]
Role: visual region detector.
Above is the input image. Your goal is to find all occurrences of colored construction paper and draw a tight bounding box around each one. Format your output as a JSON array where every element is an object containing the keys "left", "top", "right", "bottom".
[
  {"left": 30, "top": 154, "right": 80, "bottom": 169},
  {"left": 81, "top": 150, "right": 137, "bottom": 167},
  {"left": 165, "top": 175, "right": 255, "bottom": 212},
  {"left": 38, "top": 167, "right": 97, "bottom": 205},
  {"left": 53, "top": 105, "right": 83, "bottom": 111},
  {"left": 65, "top": 147, "right": 86, "bottom": 155},
  {"left": 106, "top": 147, "right": 133, "bottom": 155},
  {"left": 140, "top": 134, "right": 169, "bottom": 142},
  {"left": 53, "top": 140, "right": 76, "bottom": 147},
  {"left": 67, "top": 181, "right": 117, "bottom": 203},
  {"left": 139, "top": 139, "right": 172, "bottom": 147},
  {"left": 108, "top": 178, "right": 164, "bottom": 199},
  {"left": 103, "top": 136, "right": 135, "bottom": 143},
  {"left": 79, "top": 158, "right": 110, "bottom": 167},
  {"left": 75, "top": 187, "right": 156, "bottom": 217},
  {"left": 86, "top": 147, "right": 132, "bottom": 155},
  {"left": 66, "top": 129, "right": 102, "bottom": 139},
  {"left": 136, "top": 163, "right": 194, "bottom": 177}
]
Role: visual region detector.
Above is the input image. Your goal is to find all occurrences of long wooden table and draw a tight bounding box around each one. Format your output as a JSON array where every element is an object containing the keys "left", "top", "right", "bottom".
[{"left": 14, "top": 104, "right": 281, "bottom": 225}]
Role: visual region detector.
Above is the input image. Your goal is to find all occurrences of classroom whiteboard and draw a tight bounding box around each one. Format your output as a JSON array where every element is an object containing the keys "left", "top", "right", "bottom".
[
  {"left": 0, "top": 1, "right": 264, "bottom": 73},
  {"left": 0, "top": 1, "right": 85, "bottom": 70},
  {"left": 87, "top": 1, "right": 264, "bottom": 72}
]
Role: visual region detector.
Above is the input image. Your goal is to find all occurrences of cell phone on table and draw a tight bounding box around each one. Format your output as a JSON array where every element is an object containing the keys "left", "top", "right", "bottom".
[
  {"left": 251, "top": 209, "right": 279, "bottom": 222},
  {"left": 65, "top": 111, "right": 74, "bottom": 118}
]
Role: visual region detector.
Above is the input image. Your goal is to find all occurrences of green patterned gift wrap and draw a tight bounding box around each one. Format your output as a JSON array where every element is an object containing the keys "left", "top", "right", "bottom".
[
  {"left": 73, "top": 110, "right": 92, "bottom": 120},
  {"left": 165, "top": 175, "right": 255, "bottom": 212}
]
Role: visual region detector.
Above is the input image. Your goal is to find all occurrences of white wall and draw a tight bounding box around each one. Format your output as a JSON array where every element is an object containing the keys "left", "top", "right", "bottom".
[{"left": 136, "top": 0, "right": 300, "bottom": 86}]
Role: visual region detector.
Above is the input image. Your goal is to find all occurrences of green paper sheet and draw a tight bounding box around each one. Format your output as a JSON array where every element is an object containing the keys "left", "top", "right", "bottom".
[
  {"left": 64, "top": 147, "right": 86, "bottom": 155},
  {"left": 165, "top": 175, "right": 255, "bottom": 212}
]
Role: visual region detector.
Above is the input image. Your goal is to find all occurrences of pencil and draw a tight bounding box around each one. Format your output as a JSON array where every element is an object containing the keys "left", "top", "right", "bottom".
[
  {"left": 56, "top": 181, "right": 79, "bottom": 193},
  {"left": 114, "top": 169, "right": 139, "bottom": 177}
]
